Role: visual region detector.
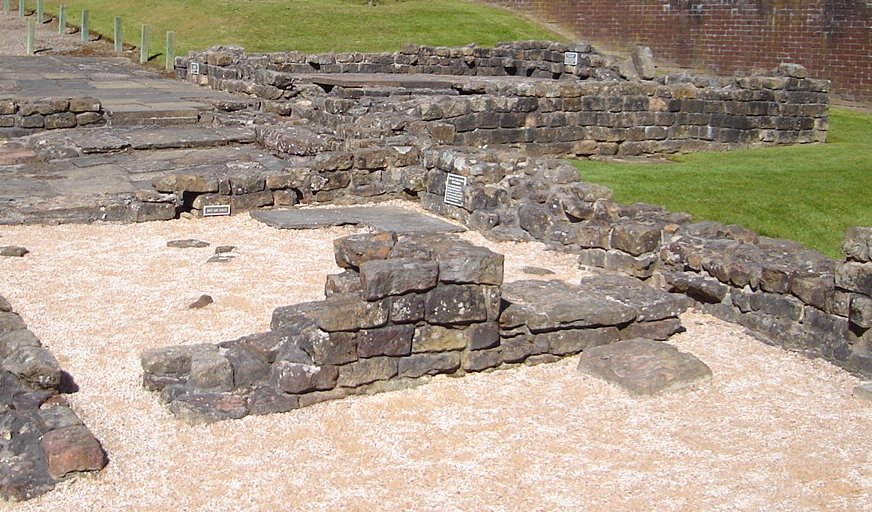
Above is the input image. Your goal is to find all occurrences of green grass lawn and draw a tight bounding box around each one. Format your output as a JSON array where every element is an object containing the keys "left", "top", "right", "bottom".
[
  {"left": 571, "top": 108, "right": 872, "bottom": 258},
  {"left": 41, "top": 0, "right": 561, "bottom": 64}
]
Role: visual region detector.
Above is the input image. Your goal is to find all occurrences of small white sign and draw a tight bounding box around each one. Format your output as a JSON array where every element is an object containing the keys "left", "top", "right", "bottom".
[
  {"left": 190, "top": 62, "right": 200, "bottom": 75},
  {"left": 203, "top": 205, "right": 230, "bottom": 217},
  {"left": 564, "top": 52, "right": 579, "bottom": 66},
  {"left": 444, "top": 173, "right": 467, "bottom": 208}
]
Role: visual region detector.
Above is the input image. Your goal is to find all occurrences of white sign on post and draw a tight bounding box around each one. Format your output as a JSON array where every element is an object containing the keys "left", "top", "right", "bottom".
[
  {"left": 190, "top": 62, "right": 200, "bottom": 75},
  {"left": 203, "top": 204, "right": 230, "bottom": 217},
  {"left": 443, "top": 173, "right": 467, "bottom": 208},
  {"left": 563, "top": 52, "right": 579, "bottom": 66}
]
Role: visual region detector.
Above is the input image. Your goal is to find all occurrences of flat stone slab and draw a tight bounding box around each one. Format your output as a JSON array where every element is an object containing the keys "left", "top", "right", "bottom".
[
  {"left": 853, "top": 383, "right": 872, "bottom": 402},
  {"left": 578, "top": 338, "right": 713, "bottom": 396},
  {"left": 251, "top": 206, "right": 465, "bottom": 234}
]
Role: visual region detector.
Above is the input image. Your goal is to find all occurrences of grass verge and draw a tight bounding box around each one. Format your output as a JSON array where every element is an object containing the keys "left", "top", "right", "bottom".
[
  {"left": 41, "top": 0, "right": 561, "bottom": 66},
  {"left": 571, "top": 108, "right": 872, "bottom": 258}
]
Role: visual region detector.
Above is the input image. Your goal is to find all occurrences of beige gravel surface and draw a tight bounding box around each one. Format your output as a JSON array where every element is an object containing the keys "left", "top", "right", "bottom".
[
  {"left": 1, "top": 210, "right": 871, "bottom": 511},
  {"left": 0, "top": 11, "right": 88, "bottom": 56}
]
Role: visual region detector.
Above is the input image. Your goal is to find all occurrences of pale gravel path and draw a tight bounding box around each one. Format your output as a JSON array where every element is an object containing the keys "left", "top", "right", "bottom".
[
  {"left": 0, "top": 11, "right": 87, "bottom": 56},
  {"left": 0, "top": 210, "right": 870, "bottom": 511}
]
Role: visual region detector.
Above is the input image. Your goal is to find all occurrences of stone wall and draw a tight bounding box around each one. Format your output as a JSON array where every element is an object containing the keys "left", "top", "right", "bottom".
[
  {"left": 417, "top": 146, "right": 872, "bottom": 377},
  {"left": 481, "top": 0, "right": 872, "bottom": 104},
  {"left": 179, "top": 45, "right": 829, "bottom": 156},
  {"left": 0, "top": 295, "right": 106, "bottom": 501},
  {"left": 140, "top": 232, "right": 686, "bottom": 423},
  {"left": 0, "top": 97, "right": 105, "bottom": 137}
]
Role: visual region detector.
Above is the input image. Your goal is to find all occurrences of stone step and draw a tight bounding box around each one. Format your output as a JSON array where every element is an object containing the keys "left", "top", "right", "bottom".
[{"left": 25, "top": 125, "right": 259, "bottom": 160}]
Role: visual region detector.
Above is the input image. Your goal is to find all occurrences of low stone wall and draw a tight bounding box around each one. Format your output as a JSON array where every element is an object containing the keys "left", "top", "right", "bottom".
[
  {"left": 0, "top": 295, "right": 106, "bottom": 501},
  {"left": 416, "top": 146, "right": 872, "bottom": 377},
  {"left": 179, "top": 44, "right": 829, "bottom": 157},
  {"left": 0, "top": 97, "right": 105, "bottom": 137},
  {"left": 140, "top": 232, "right": 686, "bottom": 423}
]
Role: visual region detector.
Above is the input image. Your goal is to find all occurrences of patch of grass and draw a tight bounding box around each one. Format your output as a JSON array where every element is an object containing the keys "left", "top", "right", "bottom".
[
  {"left": 43, "top": 0, "right": 562, "bottom": 65},
  {"left": 571, "top": 108, "right": 872, "bottom": 258}
]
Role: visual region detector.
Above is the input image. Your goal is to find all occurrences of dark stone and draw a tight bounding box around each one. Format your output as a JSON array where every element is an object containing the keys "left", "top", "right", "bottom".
[
  {"left": 0, "top": 329, "right": 40, "bottom": 360},
  {"left": 221, "top": 331, "right": 283, "bottom": 364},
  {"left": 500, "top": 280, "right": 637, "bottom": 332},
  {"left": 436, "top": 245, "right": 504, "bottom": 285},
  {"left": 187, "top": 294, "right": 214, "bottom": 309},
  {"left": 167, "top": 239, "right": 210, "bottom": 249},
  {"left": 247, "top": 386, "right": 299, "bottom": 416},
  {"left": 398, "top": 353, "right": 461, "bottom": 378},
  {"left": 578, "top": 338, "right": 713, "bottom": 396},
  {"left": 412, "top": 324, "right": 472, "bottom": 353},
  {"left": 0, "top": 246, "right": 29, "bottom": 257},
  {"left": 188, "top": 350, "right": 233, "bottom": 392},
  {"left": 169, "top": 393, "right": 249, "bottom": 424},
  {"left": 390, "top": 293, "right": 426, "bottom": 323},
  {"left": 610, "top": 222, "right": 662, "bottom": 256},
  {"left": 843, "top": 227, "right": 872, "bottom": 262},
  {"left": 0, "top": 312, "right": 27, "bottom": 336},
  {"left": 337, "top": 357, "right": 398, "bottom": 387},
  {"left": 664, "top": 271, "right": 728, "bottom": 303},
  {"left": 850, "top": 294, "right": 872, "bottom": 329},
  {"left": 225, "top": 346, "right": 270, "bottom": 389},
  {"left": 619, "top": 318, "right": 683, "bottom": 341},
  {"left": 297, "top": 328, "right": 358, "bottom": 366},
  {"left": 270, "top": 301, "right": 323, "bottom": 332},
  {"left": 357, "top": 325, "right": 414, "bottom": 358},
  {"left": 836, "top": 262, "right": 872, "bottom": 295},
  {"left": 140, "top": 344, "right": 216, "bottom": 391},
  {"left": 461, "top": 347, "right": 503, "bottom": 372},
  {"left": 466, "top": 322, "right": 500, "bottom": 350},
  {"left": 359, "top": 258, "right": 439, "bottom": 300},
  {"left": 3, "top": 347, "right": 62, "bottom": 390},
  {"left": 791, "top": 274, "right": 835, "bottom": 309},
  {"left": 317, "top": 293, "right": 390, "bottom": 332},
  {"left": 541, "top": 326, "right": 621, "bottom": 355},
  {"left": 522, "top": 266, "right": 556, "bottom": 276},
  {"left": 424, "top": 284, "right": 488, "bottom": 325},
  {"left": 579, "top": 275, "right": 687, "bottom": 321}
]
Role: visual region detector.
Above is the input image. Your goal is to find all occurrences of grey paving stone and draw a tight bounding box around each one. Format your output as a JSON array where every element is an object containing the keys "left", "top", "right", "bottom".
[{"left": 251, "top": 206, "right": 465, "bottom": 234}]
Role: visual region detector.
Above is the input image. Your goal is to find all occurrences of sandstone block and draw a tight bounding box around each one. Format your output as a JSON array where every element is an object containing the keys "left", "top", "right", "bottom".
[
  {"left": 357, "top": 325, "right": 414, "bottom": 358},
  {"left": 269, "top": 360, "right": 338, "bottom": 394},
  {"left": 398, "top": 353, "right": 461, "bottom": 378},
  {"left": 843, "top": 227, "right": 872, "bottom": 262},
  {"left": 318, "top": 293, "right": 390, "bottom": 332},
  {"left": 4, "top": 346, "right": 62, "bottom": 389},
  {"left": 40, "top": 425, "right": 105, "bottom": 479},
  {"left": 425, "top": 284, "right": 488, "bottom": 325},
  {"left": 169, "top": 392, "right": 249, "bottom": 424},
  {"left": 359, "top": 258, "right": 439, "bottom": 300},
  {"left": 337, "top": 357, "right": 398, "bottom": 388},
  {"left": 189, "top": 351, "right": 234, "bottom": 392},
  {"left": 836, "top": 262, "right": 872, "bottom": 295},
  {"left": 462, "top": 347, "right": 502, "bottom": 372},
  {"left": 333, "top": 232, "right": 397, "bottom": 270},
  {"left": 390, "top": 293, "right": 426, "bottom": 323},
  {"left": 412, "top": 324, "right": 471, "bottom": 353}
]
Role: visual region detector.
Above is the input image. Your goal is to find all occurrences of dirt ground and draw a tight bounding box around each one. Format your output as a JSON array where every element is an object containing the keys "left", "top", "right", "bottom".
[{"left": 0, "top": 209, "right": 871, "bottom": 511}]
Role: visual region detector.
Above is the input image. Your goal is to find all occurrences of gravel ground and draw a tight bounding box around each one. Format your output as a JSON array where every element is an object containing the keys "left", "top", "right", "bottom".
[{"left": 0, "top": 208, "right": 871, "bottom": 511}]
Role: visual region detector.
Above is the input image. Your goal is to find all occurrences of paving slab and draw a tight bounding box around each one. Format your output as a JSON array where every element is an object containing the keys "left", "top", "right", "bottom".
[
  {"left": 251, "top": 206, "right": 465, "bottom": 234},
  {"left": 578, "top": 338, "right": 713, "bottom": 396}
]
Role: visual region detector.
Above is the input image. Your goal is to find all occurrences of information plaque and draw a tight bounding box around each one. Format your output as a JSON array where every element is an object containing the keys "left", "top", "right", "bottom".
[
  {"left": 563, "top": 52, "right": 579, "bottom": 66},
  {"left": 190, "top": 62, "right": 200, "bottom": 75},
  {"left": 443, "top": 173, "right": 467, "bottom": 207},
  {"left": 203, "top": 205, "right": 231, "bottom": 217}
]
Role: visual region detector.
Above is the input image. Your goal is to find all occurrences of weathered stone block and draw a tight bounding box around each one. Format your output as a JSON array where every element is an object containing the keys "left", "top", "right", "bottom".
[
  {"left": 398, "top": 353, "right": 461, "bottom": 378},
  {"left": 359, "top": 258, "right": 439, "bottom": 300},
  {"left": 152, "top": 174, "right": 219, "bottom": 194},
  {"left": 0, "top": 328, "right": 40, "bottom": 359},
  {"left": 301, "top": 328, "right": 358, "bottom": 366},
  {"left": 836, "top": 262, "right": 872, "bottom": 295},
  {"left": 610, "top": 222, "right": 662, "bottom": 256},
  {"left": 269, "top": 360, "right": 338, "bottom": 394},
  {"left": 225, "top": 345, "right": 271, "bottom": 389},
  {"left": 317, "top": 293, "right": 390, "bottom": 332},
  {"left": 4, "top": 346, "right": 62, "bottom": 389},
  {"left": 390, "top": 293, "right": 426, "bottom": 323},
  {"left": 247, "top": 386, "right": 299, "bottom": 416},
  {"left": 325, "top": 270, "right": 362, "bottom": 297},
  {"left": 664, "top": 271, "right": 728, "bottom": 303},
  {"left": 44, "top": 112, "right": 77, "bottom": 129},
  {"left": 425, "top": 284, "right": 488, "bottom": 325},
  {"left": 40, "top": 425, "right": 105, "bottom": 479},
  {"left": 542, "top": 326, "right": 621, "bottom": 355},
  {"left": 412, "top": 324, "right": 471, "bottom": 353},
  {"left": 436, "top": 246, "right": 504, "bottom": 285},
  {"left": 467, "top": 322, "right": 500, "bottom": 350},
  {"left": 357, "top": 325, "right": 414, "bottom": 358},
  {"left": 337, "top": 357, "right": 398, "bottom": 388},
  {"left": 68, "top": 97, "right": 101, "bottom": 113},
  {"left": 843, "top": 227, "right": 872, "bottom": 263},
  {"left": 462, "top": 347, "right": 503, "bottom": 372},
  {"left": 169, "top": 392, "right": 249, "bottom": 424},
  {"left": 791, "top": 274, "right": 835, "bottom": 309},
  {"left": 189, "top": 351, "right": 234, "bottom": 392},
  {"left": 333, "top": 232, "right": 397, "bottom": 270},
  {"left": 141, "top": 345, "right": 213, "bottom": 391},
  {"left": 271, "top": 301, "right": 324, "bottom": 333},
  {"left": 580, "top": 275, "right": 686, "bottom": 322},
  {"left": 619, "top": 318, "right": 682, "bottom": 341},
  {"left": 849, "top": 294, "right": 872, "bottom": 329}
]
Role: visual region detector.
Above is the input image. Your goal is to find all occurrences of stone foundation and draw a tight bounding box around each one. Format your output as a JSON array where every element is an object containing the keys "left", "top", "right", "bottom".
[{"left": 0, "top": 97, "right": 105, "bottom": 137}]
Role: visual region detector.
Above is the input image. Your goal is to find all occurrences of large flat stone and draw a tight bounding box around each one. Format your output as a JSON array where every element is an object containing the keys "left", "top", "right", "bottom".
[
  {"left": 251, "top": 206, "right": 465, "bottom": 234},
  {"left": 579, "top": 275, "right": 687, "bottom": 322},
  {"left": 500, "top": 280, "right": 637, "bottom": 332},
  {"left": 578, "top": 338, "right": 712, "bottom": 396}
]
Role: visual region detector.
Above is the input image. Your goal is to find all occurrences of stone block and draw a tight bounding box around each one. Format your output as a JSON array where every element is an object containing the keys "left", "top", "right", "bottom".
[
  {"left": 578, "top": 338, "right": 712, "bottom": 396},
  {"left": 269, "top": 360, "right": 338, "bottom": 394},
  {"left": 169, "top": 392, "right": 249, "bottom": 425},
  {"left": 462, "top": 347, "right": 502, "bottom": 372},
  {"left": 390, "top": 293, "right": 426, "bottom": 323},
  {"left": 542, "top": 326, "right": 621, "bottom": 356},
  {"left": 467, "top": 322, "right": 500, "bottom": 350},
  {"left": 849, "top": 294, "right": 872, "bottom": 329},
  {"left": 337, "top": 357, "right": 398, "bottom": 388},
  {"left": 836, "top": 262, "right": 872, "bottom": 295},
  {"left": 436, "top": 246, "right": 504, "bottom": 286},
  {"left": 619, "top": 318, "right": 682, "bottom": 341},
  {"left": 359, "top": 258, "right": 439, "bottom": 300},
  {"left": 398, "top": 353, "right": 461, "bottom": 378},
  {"left": 40, "top": 425, "right": 105, "bottom": 479},
  {"left": 152, "top": 174, "right": 219, "bottom": 194},
  {"left": 791, "top": 274, "right": 835, "bottom": 309},
  {"left": 843, "top": 227, "right": 872, "bottom": 262},
  {"left": 225, "top": 346, "right": 271, "bottom": 389},
  {"left": 19, "top": 114, "right": 44, "bottom": 128},
  {"left": 317, "top": 293, "right": 390, "bottom": 332},
  {"left": 0, "top": 329, "right": 40, "bottom": 359},
  {"left": 412, "top": 324, "right": 472, "bottom": 353},
  {"left": 334, "top": 232, "right": 397, "bottom": 270},
  {"left": 300, "top": 328, "right": 358, "bottom": 366},
  {"left": 189, "top": 351, "right": 234, "bottom": 392},
  {"left": 76, "top": 112, "right": 104, "bottom": 126},
  {"left": 247, "top": 386, "right": 299, "bottom": 416},
  {"left": 663, "top": 271, "right": 728, "bottom": 303},
  {"left": 425, "top": 284, "right": 488, "bottom": 325},
  {"left": 4, "top": 346, "right": 62, "bottom": 389},
  {"left": 580, "top": 275, "right": 686, "bottom": 322},
  {"left": 141, "top": 344, "right": 216, "bottom": 391},
  {"left": 357, "top": 325, "right": 414, "bottom": 358},
  {"left": 324, "top": 271, "right": 362, "bottom": 297},
  {"left": 44, "top": 113, "right": 77, "bottom": 129}
]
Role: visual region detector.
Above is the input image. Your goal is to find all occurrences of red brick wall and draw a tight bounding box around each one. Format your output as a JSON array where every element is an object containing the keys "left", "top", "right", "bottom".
[{"left": 484, "top": 0, "right": 871, "bottom": 103}]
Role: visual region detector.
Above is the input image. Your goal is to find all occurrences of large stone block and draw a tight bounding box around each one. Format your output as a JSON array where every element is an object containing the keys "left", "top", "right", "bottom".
[
  {"left": 436, "top": 245, "right": 504, "bottom": 286},
  {"left": 390, "top": 293, "right": 426, "bottom": 323},
  {"left": 337, "top": 357, "right": 398, "bottom": 388},
  {"left": 580, "top": 275, "right": 686, "bottom": 322},
  {"left": 40, "top": 425, "right": 105, "bottom": 479},
  {"left": 850, "top": 294, "right": 872, "bottom": 329},
  {"left": 169, "top": 392, "right": 249, "bottom": 425},
  {"left": 461, "top": 347, "right": 502, "bottom": 372},
  {"left": 398, "top": 353, "right": 461, "bottom": 378},
  {"left": 843, "top": 227, "right": 872, "bottom": 262},
  {"left": 324, "top": 271, "right": 362, "bottom": 297},
  {"left": 269, "top": 360, "right": 338, "bottom": 394},
  {"left": 333, "top": 232, "right": 397, "bottom": 270},
  {"left": 610, "top": 222, "right": 662, "bottom": 256},
  {"left": 412, "top": 324, "right": 472, "bottom": 353},
  {"left": 0, "top": 311, "right": 27, "bottom": 336},
  {"left": 663, "top": 271, "right": 728, "bottom": 303},
  {"left": 189, "top": 350, "right": 234, "bottom": 392},
  {"left": 836, "top": 262, "right": 872, "bottom": 295},
  {"left": 359, "top": 258, "right": 439, "bottom": 300},
  {"left": 0, "top": 329, "right": 41, "bottom": 360},
  {"left": 357, "top": 325, "right": 414, "bottom": 358},
  {"left": 541, "top": 326, "right": 621, "bottom": 356},
  {"left": 317, "top": 293, "right": 390, "bottom": 332},
  {"left": 4, "top": 346, "right": 62, "bottom": 390},
  {"left": 619, "top": 318, "right": 682, "bottom": 341},
  {"left": 424, "top": 284, "right": 488, "bottom": 325}
]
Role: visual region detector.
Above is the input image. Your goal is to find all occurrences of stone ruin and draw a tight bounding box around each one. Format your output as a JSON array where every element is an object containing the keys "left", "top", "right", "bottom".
[
  {"left": 141, "top": 231, "right": 687, "bottom": 424},
  {"left": 0, "top": 296, "right": 106, "bottom": 501},
  {"left": 1, "top": 38, "right": 870, "bottom": 500}
]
